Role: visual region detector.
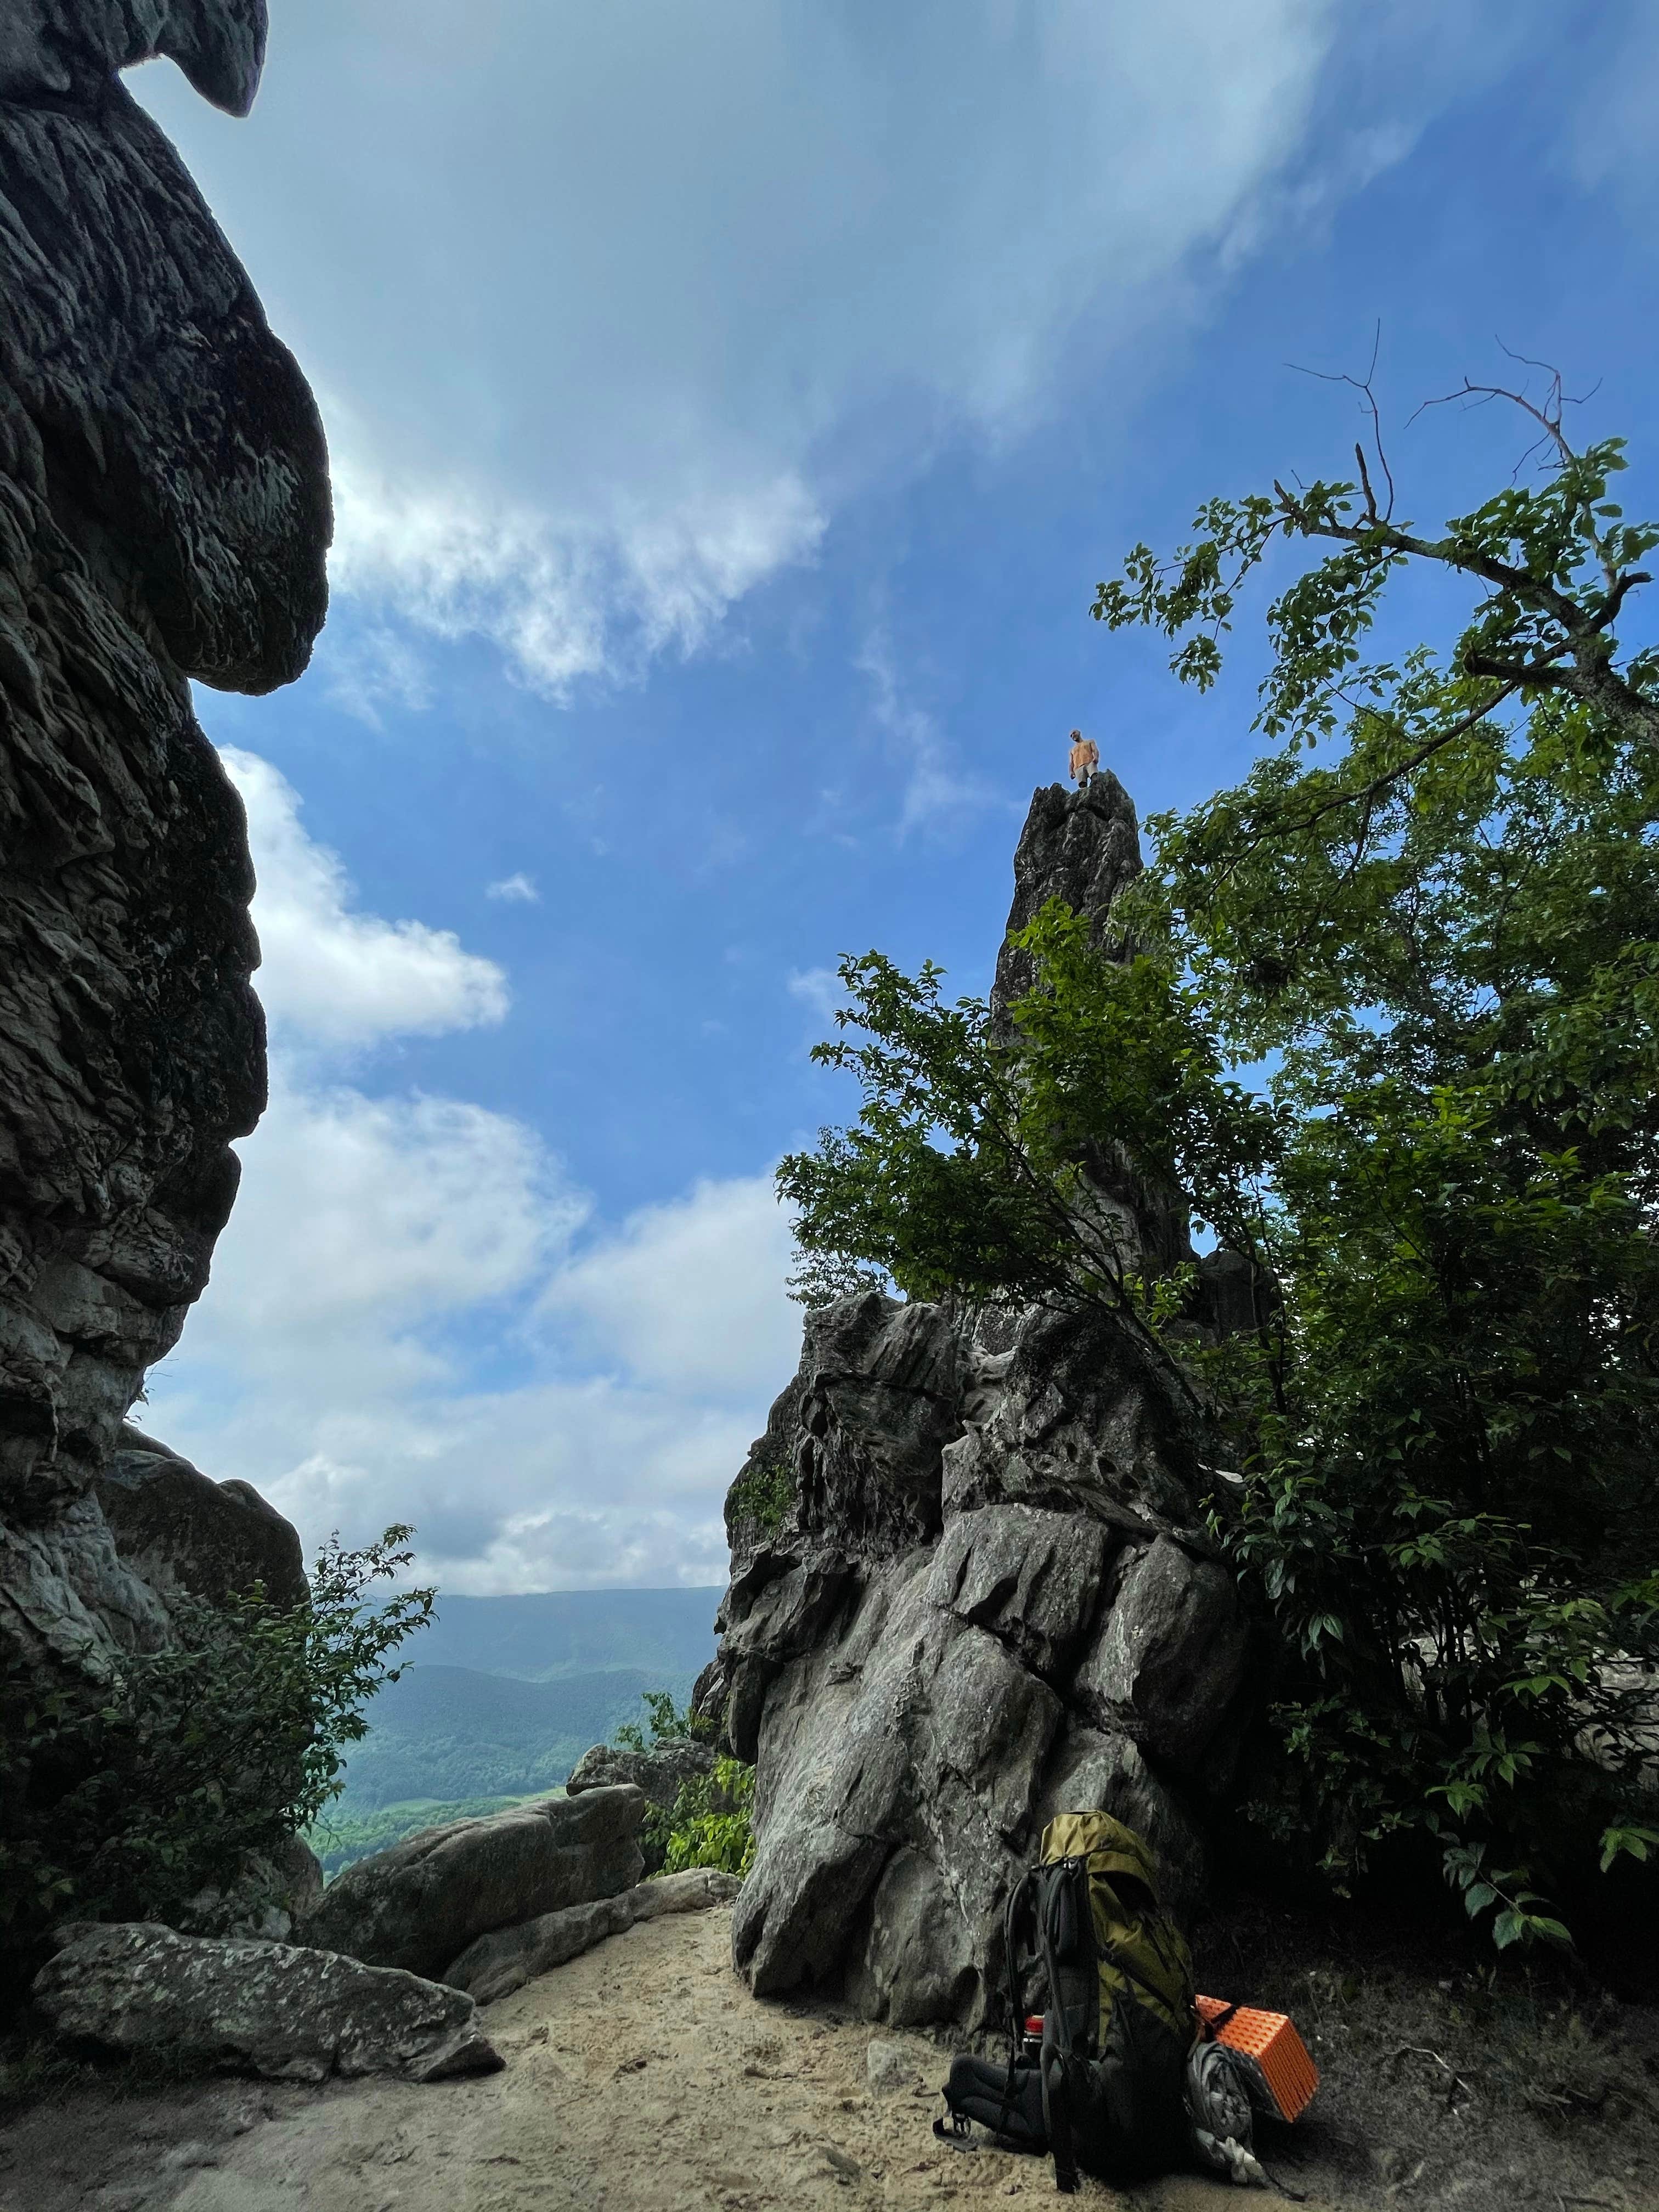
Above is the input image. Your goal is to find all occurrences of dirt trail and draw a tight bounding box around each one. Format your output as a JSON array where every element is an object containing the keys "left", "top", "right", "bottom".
[{"left": 1, "top": 1904, "right": 1651, "bottom": 2212}]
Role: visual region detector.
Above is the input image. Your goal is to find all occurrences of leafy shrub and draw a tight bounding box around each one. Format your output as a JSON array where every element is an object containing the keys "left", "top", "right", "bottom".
[
  {"left": 610, "top": 1686, "right": 754, "bottom": 1876},
  {"left": 727, "top": 1459, "right": 795, "bottom": 1539},
  {"left": 0, "top": 1526, "right": 431, "bottom": 1961},
  {"left": 661, "top": 1757, "right": 755, "bottom": 1877},
  {"left": 612, "top": 1686, "right": 715, "bottom": 1752}
]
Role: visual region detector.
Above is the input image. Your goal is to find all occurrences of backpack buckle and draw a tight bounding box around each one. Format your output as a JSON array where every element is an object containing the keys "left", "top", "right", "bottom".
[{"left": 932, "top": 2111, "right": 976, "bottom": 2151}]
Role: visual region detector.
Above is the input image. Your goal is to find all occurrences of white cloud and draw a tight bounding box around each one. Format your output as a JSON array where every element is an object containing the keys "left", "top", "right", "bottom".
[
  {"left": 185, "top": 1074, "right": 582, "bottom": 1394},
  {"left": 486, "top": 872, "right": 540, "bottom": 905},
  {"left": 857, "top": 629, "right": 1003, "bottom": 838},
  {"left": 320, "top": 624, "right": 433, "bottom": 729},
  {"left": 325, "top": 452, "right": 824, "bottom": 699},
  {"left": 134, "top": 0, "right": 1436, "bottom": 703},
  {"left": 151, "top": 1128, "right": 797, "bottom": 1591},
  {"left": 540, "top": 1174, "right": 798, "bottom": 1400},
  {"left": 787, "top": 966, "right": 843, "bottom": 1026},
  {"left": 144, "top": 746, "right": 799, "bottom": 1590},
  {"left": 224, "top": 748, "right": 509, "bottom": 1049}
]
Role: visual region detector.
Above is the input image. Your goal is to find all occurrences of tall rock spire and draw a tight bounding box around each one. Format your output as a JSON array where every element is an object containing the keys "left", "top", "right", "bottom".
[{"left": 990, "top": 769, "right": 1145, "bottom": 1030}]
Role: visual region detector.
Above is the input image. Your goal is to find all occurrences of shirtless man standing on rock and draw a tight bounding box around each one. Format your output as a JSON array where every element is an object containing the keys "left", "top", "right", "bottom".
[{"left": 1068, "top": 728, "right": 1099, "bottom": 785}]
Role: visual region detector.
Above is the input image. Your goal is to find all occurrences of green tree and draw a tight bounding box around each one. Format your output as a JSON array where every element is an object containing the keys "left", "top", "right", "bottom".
[
  {"left": 1, "top": 1527, "right": 432, "bottom": 1957},
  {"left": 781, "top": 374, "right": 1659, "bottom": 1945}
]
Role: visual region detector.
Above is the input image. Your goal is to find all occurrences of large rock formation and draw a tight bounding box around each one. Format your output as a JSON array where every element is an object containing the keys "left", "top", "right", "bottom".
[
  {"left": 96, "top": 1424, "right": 309, "bottom": 1612},
  {"left": 707, "top": 775, "right": 1257, "bottom": 2031},
  {"left": 0, "top": 3, "right": 327, "bottom": 1691}
]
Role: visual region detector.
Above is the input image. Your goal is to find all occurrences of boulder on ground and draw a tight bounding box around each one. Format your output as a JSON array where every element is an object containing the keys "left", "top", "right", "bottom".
[
  {"left": 296, "top": 1785, "right": 646, "bottom": 1982},
  {"left": 442, "top": 1867, "right": 741, "bottom": 2006},
  {"left": 566, "top": 1736, "right": 716, "bottom": 1812},
  {"left": 566, "top": 1737, "right": 718, "bottom": 1871},
  {"left": 33, "top": 1922, "right": 501, "bottom": 2084},
  {"left": 175, "top": 1833, "right": 325, "bottom": 1943}
]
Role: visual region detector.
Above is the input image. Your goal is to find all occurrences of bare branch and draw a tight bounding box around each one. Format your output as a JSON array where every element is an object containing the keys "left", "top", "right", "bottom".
[
  {"left": 1288, "top": 323, "right": 1396, "bottom": 518},
  {"left": 1593, "top": 569, "right": 1652, "bottom": 630},
  {"left": 1494, "top": 340, "right": 1600, "bottom": 421},
  {"left": 1409, "top": 373, "right": 1576, "bottom": 477}
]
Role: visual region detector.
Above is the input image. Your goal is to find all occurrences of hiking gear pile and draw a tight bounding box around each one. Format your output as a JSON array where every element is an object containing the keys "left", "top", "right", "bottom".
[{"left": 933, "top": 1811, "right": 1318, "bottom": 2193}]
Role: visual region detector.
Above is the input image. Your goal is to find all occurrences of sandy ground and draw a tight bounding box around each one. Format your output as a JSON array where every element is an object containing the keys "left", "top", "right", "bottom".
[{"left": 0, "top": 1904, "right": 1651, "bottom": 2212}]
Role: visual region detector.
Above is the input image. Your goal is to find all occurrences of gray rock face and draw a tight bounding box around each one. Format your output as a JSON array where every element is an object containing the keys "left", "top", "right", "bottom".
[
  {"left": 94, "top": 1427, "right": 308, "bottom": 1612},
  {"left": 296, "top": 1787, "right": 647, "bottom": 1983},
  {"left": 0, "top": 3, "right": 267, "bottom": 117},
  {"left": 0, "top": 3, "right": 325, "bottom": 1532},
  {"left": 442, "top": 1867, "right": 742, "bottom": 2007},
  {"left": 1071, "top": 1536, "right": 1251, "bottom": 1776},
  {"left": 566, "top": 1736, "right": 717, "bottom": 1873},
  {"left": 33, "top": 1921, "right": 501, "bottom": 2083},
  {"left": 0, "top": 0, "right": 326, "bottom": 1895},
  {"left": 720, "top": 1294, "right": 1249, "bottom": 2030},
  {"left": 566, "top": 1736, "right": 716, "bottom": 1813},
  {"left": 990, "top": 769, "right": 1146, "bottom": 1024},
  {"left": 713, "top": 778, "right": 1258, "bottom": 2032}
]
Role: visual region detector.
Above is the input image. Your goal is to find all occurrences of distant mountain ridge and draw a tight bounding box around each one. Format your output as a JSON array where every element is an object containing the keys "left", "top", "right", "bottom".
[
  {"left": 337, "top": 1664, "right": 669, "bottom": 1811},
  {"left": 404, "top": 1586, "right": 724, "bottom": 1681},
  {"left": 324, "top": 1588, "right": 725, "bottom": 1855}
]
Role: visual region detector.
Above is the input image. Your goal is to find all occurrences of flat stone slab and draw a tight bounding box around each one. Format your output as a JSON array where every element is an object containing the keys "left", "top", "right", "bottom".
[{"left": 33, "top": 1921, "right": 503, "bottom": 2084}]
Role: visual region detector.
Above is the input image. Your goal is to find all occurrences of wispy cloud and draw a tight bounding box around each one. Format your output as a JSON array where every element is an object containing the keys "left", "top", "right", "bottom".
[
  {"left": 327, "top": 451, "right": 823, "bottom": 703},
  {"left": 486, "top": 872, "right": 541, "bottom": 905},
  {"left": 787, "top": 965, "right": 843, "bottom": 1026},
  {"left": 856, "top": 630, "right": 1000, "bottom": 838}
]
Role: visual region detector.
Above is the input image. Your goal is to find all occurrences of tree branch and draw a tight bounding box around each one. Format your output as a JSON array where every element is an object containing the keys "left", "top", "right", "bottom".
[
  {"left": 1462, "top": 652, "right": 1578, "bottom": 692},
  {"left": 1206, "top": 682, "right": 1522, "bottom": 883}
]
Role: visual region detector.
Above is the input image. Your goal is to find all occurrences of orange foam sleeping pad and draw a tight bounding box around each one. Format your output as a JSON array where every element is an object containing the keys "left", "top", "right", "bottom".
[{"left": 1194, "top": 1993, "right": 1320, "bottom": 2123}]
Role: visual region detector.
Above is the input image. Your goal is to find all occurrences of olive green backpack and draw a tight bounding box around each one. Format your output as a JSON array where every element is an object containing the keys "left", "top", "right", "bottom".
[{"left": 938, "top": 1810, "right": 1198, "bottom": 2192}]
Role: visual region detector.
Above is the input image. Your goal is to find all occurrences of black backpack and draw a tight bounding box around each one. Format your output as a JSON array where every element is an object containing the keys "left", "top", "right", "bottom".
[{"left": 936, "top": 1812, "right": 1197, "bottom": 2193}]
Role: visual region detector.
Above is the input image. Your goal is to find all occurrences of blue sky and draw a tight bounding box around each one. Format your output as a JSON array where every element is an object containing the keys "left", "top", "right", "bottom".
[{"left": 133, "top": 0, "right": 1659, "bottom": 1592}]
